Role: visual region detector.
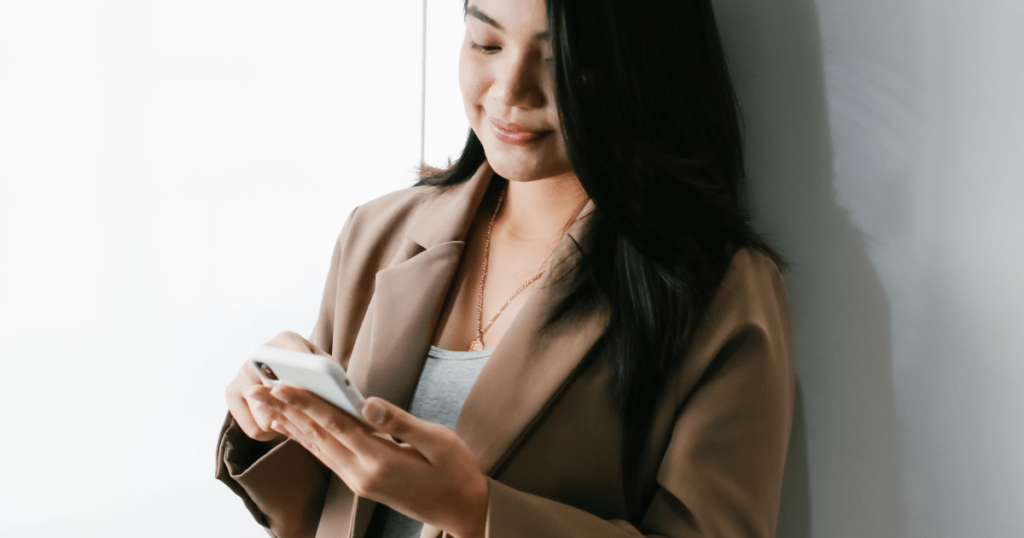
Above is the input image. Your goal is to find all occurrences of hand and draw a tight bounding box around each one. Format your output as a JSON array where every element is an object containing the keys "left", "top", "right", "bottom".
[
  {"left": 251, "top": 386, "right": 489, "bottom": 538},
  {"left": 225, "top": 331, "right": 330, "bottom": 442}
]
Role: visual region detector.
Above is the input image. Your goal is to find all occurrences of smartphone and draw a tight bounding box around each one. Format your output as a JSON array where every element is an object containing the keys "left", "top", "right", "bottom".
[{"left": 248, "top": 345, "right": 367, "bottom": 424}]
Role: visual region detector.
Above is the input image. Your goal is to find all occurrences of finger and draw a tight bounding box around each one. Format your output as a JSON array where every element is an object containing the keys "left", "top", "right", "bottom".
[
  {"left": 247, "top": 383, "right": 277, "bottom": 405},
  {"left": 245, "top": 385, "right": 283, "bottom": 433},
  {"left": 265, "top": 414, "right": 339, "bottom": 463},
  {"left": 271, "top": 391, "right": 438, "bottom": 501},
  {"left": 270, "top": 390, "right": 359, "bottom": 466},
  {"left": 226, "top": 393, "right": 263, "bottom": 440},
  {"left": 360, "top": 397, "right": 450, "bottom": 461},
  {"left": 270, "top": 418, "right": 297, "bottom": 439},
  {"left": 270, "top": 385, "right": 385, "bottom": 456},
  {"left": 227, "top": 380, "right": 278, "bottom": 442},
  {"left": 271, "top": 402, "right": 395, "bottom": 494},
  {"left": 265, "top": 331, "right": 332, "bottom": 358}
]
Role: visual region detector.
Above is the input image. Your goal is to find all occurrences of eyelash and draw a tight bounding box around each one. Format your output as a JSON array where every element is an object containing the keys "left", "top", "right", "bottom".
[
  {"left": 471, "top": 41, "right": 554, "bottom": 64},
  {"left": 471, "top": 41, "right": 500, "bottom": 54}
]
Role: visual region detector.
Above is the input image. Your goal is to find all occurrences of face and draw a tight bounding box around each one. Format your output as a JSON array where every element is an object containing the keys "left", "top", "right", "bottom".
[{"left": 460, "top": 0, "right": 573, "bottom": 182}]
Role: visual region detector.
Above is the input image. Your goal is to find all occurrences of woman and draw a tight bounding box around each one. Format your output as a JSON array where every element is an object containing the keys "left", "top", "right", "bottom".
[{"left": 217, "top": 0, "right": 794, "bottom": 537}]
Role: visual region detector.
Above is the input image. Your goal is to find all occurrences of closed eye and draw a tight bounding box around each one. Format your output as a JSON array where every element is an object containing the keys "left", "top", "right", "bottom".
[{"left": 471, "top": 41, "right": 501, "bottom": 54}]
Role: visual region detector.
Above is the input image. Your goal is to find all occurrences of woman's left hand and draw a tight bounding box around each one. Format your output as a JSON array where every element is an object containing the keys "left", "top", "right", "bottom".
[{"left": 249, "top": 384, "right": 488, "bottom": 538}]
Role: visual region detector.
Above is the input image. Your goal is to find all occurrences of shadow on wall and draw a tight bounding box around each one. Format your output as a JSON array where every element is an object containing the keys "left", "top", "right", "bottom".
[{"left": 713, "top": 1, "right": 908, "bottom": 537}]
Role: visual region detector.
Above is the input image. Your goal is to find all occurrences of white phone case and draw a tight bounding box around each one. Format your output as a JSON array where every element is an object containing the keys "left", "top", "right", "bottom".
[{"left": 248, "top": 345, "right": 367, "bottom": 423}]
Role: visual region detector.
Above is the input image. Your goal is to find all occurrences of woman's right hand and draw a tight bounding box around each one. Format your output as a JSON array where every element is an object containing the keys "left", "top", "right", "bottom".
[{"left": 225, "top": 331, "right": 325, "bottom": 442}]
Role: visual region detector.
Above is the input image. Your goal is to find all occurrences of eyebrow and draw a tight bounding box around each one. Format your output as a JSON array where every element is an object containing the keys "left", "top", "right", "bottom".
[{"left": 465, "top": 6, "right": 551, "bottom": 39}]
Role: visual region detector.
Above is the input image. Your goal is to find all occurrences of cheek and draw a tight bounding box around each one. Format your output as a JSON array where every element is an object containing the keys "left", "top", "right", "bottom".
[{"left": 458, "top": 46, "right": 488, "bottom": 111}]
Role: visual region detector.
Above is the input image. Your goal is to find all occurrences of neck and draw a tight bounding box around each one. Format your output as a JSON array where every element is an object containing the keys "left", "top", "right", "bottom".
[{"left": 495, "top": 172, "right": 590, "bottom": 245}]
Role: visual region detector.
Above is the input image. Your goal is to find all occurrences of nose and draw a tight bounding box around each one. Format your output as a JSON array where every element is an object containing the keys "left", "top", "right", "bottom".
[{"left": 491, "top": 49, "right": 546, "bottom": 109}]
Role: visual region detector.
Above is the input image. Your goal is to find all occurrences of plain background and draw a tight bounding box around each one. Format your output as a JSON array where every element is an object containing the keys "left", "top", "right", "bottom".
[{"left": 1, "top": 1, "right": 1021, "bottom": 536}]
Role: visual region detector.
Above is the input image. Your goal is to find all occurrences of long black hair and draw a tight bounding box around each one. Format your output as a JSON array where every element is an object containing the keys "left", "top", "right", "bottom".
[{"left": 420, "top": 0, "right": 781, "bottom": 511}]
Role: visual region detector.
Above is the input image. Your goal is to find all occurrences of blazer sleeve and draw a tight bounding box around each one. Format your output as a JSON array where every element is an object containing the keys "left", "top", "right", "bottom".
[
  {"left": 214, "top": 207, "right": 360, "bottom": 538},
  {"left": 482, "top": 252, "right": 795, "bottom": 538}
]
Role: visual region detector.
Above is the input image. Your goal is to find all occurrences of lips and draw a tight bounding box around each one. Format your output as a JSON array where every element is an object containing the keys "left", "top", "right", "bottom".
[{"left": 489, "top": 118, "right": 550, "bottom": 146}]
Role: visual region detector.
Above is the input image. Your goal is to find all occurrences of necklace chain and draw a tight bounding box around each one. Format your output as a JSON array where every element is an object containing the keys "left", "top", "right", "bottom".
[{"left": 468, "top": 185, "right": 545, "bottom": 351}]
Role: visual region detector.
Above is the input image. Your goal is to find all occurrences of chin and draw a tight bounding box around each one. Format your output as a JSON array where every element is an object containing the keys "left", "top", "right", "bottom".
[
  {"left": 486, "top": 155, "right": 545, "bottom": 182},
  {"left": 479, "top": 135, "right": 573, "bottom": 182}
]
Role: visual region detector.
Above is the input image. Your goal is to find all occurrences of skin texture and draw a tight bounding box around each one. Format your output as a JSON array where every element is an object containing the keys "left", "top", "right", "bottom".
[
  {"left": 433, "top": 0, "right": 589, "bottom": 350},
  {"left": 225, "top": 330, "right": 324, "bottom": 443},
  {"left": 250, "top": 388, "right": 490, "bottom": 538},
  {"left": 224, "top": 1, "right": 593, "bottom": 537}
]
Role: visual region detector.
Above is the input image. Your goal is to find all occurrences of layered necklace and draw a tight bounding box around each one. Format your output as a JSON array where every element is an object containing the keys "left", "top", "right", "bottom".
[{"left": 467, "top": 185, "right": 546, "bottom": 351}]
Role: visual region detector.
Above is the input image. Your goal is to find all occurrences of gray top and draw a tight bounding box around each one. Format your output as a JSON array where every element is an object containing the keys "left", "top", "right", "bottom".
[{"left": 365, "top": 345, "right": 494, "bottom": 538}]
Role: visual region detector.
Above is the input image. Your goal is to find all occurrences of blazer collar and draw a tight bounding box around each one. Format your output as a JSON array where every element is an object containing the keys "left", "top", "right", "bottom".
[
  {"left": 405, "top": 160, "right": 495, "bottom": 249},
  {"left": 340, "top": 162, "right": 606, "bottom": 538},
  {"left": 349, "top": 161, "right": 495, "bottom": 408},
  {"left": 421, "top": 198, "right": 606, "bottom": 538},
  {"left": 453, "top": 198, "right": 607, "bottom": 475}
]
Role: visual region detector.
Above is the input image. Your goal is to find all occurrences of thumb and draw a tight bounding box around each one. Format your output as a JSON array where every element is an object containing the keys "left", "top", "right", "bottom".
[{"left": 361, "top": 397, "right": 449, "bottom": 459}]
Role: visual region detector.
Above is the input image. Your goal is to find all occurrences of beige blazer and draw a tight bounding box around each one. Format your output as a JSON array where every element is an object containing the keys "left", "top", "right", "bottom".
[{"left": 215, "top": 161, "right": 794, "bottom": 538}]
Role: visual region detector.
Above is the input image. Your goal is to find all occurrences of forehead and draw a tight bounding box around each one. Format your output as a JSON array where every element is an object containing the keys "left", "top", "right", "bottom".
[{"left": 466, "top": 0, "right": 549, "bottom": 37}]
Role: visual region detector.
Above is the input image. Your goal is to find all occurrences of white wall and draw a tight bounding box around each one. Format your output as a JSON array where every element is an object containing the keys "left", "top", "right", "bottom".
[
  {"left": 0, "top": 1, "right": 423, "bottom": 535},
  {"left": 2, "top": 0, "right": 1021, "bottom": 536},
  {"left": 423, "top": 0, "right": 469, "bottom": 168}
]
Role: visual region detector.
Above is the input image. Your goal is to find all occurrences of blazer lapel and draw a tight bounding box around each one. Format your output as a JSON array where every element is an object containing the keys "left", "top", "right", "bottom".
[
  {"left": 416, "top": 289, "right": 606, "bottom": 538},
  {"left": 323, "top": 168, "right": 607, "bottom": 538},
  {"left": 346, "top": 161, "right": 494, "bottom": 407},
  {"left": 353, "top": 238, "right": 464, "bottom": 405},
  {"left": 329, "top": 162, "right": 494, "bottom": 538},
  {"left": 412, "top": 201, "right": 607, "bottom": 538},
  {"left": 454, "top": 199, "right": 608, "bottom": 475}
]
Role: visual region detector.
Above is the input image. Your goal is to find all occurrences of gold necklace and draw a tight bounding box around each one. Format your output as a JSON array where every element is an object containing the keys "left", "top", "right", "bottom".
[{"left": 468, "top": 185, "right": 545, "bottom": 351}]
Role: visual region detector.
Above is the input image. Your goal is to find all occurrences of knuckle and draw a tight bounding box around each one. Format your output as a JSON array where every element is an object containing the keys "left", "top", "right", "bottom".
[
  {"left": 388, "top": 418, "right": 411, "bottom": 438},
  {"left": 273, "top": 386, "right": 303, "bottom": 407},
  {"left": 323, "top": 415, "right": 348, "bottom": 436},
  {"left": 247, "top": 388, "right": 275, "bottom": 409},
  {"left": 253, "top": 414, "right": 273, "bottom": 432},
  {"left": 426, "top": 424, "right": 452, "bottom": 448},
  {"left": 442, "top": 425, "right": 461, "bottom": 443},
  {"left": 244, "top": 384, "right": 262, "bottom": 399},
  {"left": 267, "top": 330, "right": 306, "bottom": 352},
  {"left": 277, "top": 330, "right": 302, "bottom": 341},
  {"left": 428, "top": 422, "right": 449, "bottom": 437},
  {"left": 297, "top": 436, "right": 319, "bottom": 455},
  {"left": 303, "top": 423, "right": 323, "bottom": 442},
  {"left": 244, "top": 399, "right": 265, "bottom": 418}
]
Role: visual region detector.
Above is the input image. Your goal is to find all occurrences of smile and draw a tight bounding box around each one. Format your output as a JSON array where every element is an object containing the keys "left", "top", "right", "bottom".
[{"left": 489, "top": 118, "right": 551, "bottom": 146}]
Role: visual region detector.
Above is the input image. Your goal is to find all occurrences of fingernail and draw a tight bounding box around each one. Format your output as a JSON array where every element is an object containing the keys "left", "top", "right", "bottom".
[
  {"left": 270, "top": 420, "right": 287, "bottom": 434},
  {"left": 363, "top": 400, "right": 386, "bottom": 424}
]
